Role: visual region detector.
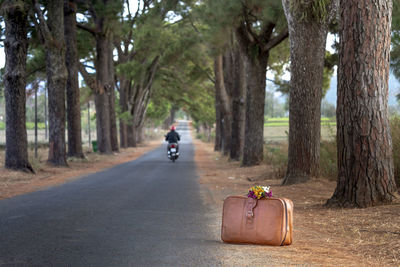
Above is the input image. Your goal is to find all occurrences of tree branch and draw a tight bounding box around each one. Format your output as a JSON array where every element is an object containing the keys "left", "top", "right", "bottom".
[
  {"left": 263, "top": 28, "right": 289, "bottom": 52},
  {"left": 78, "top": 62, "right": 103, "bottom": 93},
  {"left": 241, "top": 2, "right": 258, "bottom": 44},
  {"left": 32, "top": 1, "right": 52, "bottom": 42},
  {"left": 26, "top": 65, "right": 46, "bottom": 78},
  {"left": 77, "top": 23, "right": 98, "bottom": 36},
  {"left": 261, "top": 22, "right": 276, "bottom": 43}
]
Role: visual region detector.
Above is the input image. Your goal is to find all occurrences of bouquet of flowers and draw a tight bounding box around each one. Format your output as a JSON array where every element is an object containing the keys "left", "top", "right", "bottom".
[{"left": 247, "top": 185, "right": 272, "bottom": 199}]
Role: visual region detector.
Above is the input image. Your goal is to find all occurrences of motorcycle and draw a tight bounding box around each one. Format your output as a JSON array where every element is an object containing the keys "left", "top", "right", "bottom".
[{"left": 167, "top": 143, "right": 179, "bottom": 162}]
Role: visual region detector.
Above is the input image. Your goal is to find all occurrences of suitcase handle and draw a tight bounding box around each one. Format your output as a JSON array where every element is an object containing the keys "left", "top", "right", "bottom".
[{"left": 245, "top": 198, "right": 257, "bottom": 220}]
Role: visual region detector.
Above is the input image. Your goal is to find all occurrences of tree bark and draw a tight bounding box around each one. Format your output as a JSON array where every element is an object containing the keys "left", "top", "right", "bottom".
[
  {"left": 64, "top": 0, "right": 84, "bottom": 158},
  {"left": 222, "top": 51, "right": 234, "bottom": 156},
  {"left": 127, "top": 121, "right": 135, "bottom": 147},
  {"left": 236, "top": 19, "right": 288, "bottom": 166},
  {"left": 214, "top": 55, "right": 232, "bottom": 156},
  {"left": 35, "top": 0, "right": 68, "bottom": 166},
  {"left": 94, "top": 33, "right": 112, "bottom": 154},
  {"left": 241, "top": 53, "right": 268, "bottom": 166},
  {"left": 119, "top": 79, "right": 129, "bottom": 148},
  {"left": 229, "top": 41, "right": 246, "bottom": 161},
  {"left": 127, "top": 56, "right": 160, "bottom": 147},
  {"left": 214, "top": 108, "right": 222, "bottom": 151},
  {"left": 327, "top": 0, "right": 398, "bottom": 208},
  {"left": 3, "top": 1, "right": 34, "bottom": 172},
  {"left": 281, "top": 0, "right": 330, "bottom": 185}
]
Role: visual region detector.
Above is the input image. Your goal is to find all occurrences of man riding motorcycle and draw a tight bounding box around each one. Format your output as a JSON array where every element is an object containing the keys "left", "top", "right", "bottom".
[{"left": 165, "top": 125, "right": 180, "bottom": 156}]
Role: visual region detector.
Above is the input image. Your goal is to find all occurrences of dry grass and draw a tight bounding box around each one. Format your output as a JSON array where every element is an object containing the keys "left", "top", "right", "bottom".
[
  {"left": 193, "top": 138, "right": 400, "bottom": 266},
  {"left": 0, "top": 140, "right": 162, "bottom": 200}
]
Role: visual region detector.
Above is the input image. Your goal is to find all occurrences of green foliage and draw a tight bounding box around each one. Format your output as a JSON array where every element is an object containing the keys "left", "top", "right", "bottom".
[
  {"left": 146, "top": 99, "right": 171, "bottom": 126},
  {"left": 268, "top": 39, "right": 290, "bottom": 77},
  {"left": 118, "top": 111, "right": 133, "bottom": 125},
  {"left": 0, "top": 122, "right": 45, "bottom": 130},
  {"left": 290, "top": 0, "right": 331, "bottom": 22},
  {"left": 390, "top": 117, "right": 400, "bottom": 188},
  {"left": 26, "top": 47, "right": 46, "bottom": 83}
]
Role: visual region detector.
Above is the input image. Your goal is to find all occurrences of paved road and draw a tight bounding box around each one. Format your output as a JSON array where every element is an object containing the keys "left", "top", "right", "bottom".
[{"left": 0, "top": 121, "right": 223, "bottom": 266}]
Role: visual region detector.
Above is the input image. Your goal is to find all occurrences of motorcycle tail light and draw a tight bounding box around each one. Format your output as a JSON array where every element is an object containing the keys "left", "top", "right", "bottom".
[{"left": 171, "top": 144, "right": 176, "bottom": 148}]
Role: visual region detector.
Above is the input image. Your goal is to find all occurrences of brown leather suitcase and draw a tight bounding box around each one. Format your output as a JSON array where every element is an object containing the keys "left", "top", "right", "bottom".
[{"left": 221, "top": 196, "right": 293, "bottom": 245}]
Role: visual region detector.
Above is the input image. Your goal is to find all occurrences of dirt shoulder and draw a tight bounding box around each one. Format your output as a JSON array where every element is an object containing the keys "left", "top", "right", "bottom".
[
  {"left": 0, "top": 140, "right": 162, "bottom": 200},
  {"left": 193, "top": 138, "right": 400, "bottom": 266}
]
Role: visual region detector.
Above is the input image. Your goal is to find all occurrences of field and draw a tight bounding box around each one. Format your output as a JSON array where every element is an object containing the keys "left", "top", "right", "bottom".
[{"left": 264, "top": 117, "right": 336, "bottom": 142}]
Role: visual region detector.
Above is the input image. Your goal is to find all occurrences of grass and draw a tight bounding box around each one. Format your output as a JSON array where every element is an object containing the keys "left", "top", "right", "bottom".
[
  {"left": 264, "top": 124, "right": 336, "bottom": 142},
  {"left": 264, "top": 117, "right": 336, "bottom": 127}
]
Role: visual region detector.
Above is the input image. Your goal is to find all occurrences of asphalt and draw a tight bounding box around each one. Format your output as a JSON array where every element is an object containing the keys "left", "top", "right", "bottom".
[{"left": 0, "top": 121, "right": 223, "bottom": 266}]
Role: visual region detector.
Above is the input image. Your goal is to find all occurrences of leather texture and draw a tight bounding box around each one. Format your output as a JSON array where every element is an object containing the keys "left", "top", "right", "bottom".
[{"left": 221, "top": 196, "right": 293, "bottom": 246}]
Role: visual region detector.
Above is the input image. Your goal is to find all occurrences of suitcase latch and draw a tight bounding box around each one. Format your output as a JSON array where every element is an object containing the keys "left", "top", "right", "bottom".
[{"left": 246, "top": 210, "right": 254, "bottom": 218}]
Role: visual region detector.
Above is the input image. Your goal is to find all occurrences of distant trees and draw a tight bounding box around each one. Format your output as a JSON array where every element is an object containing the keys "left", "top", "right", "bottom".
[
  {"left": 327, "top": 0, "right": 398, "bottom": 207},
  {"left": 3, "top": 0, "right": 34, "bottom": 172},
  {"left": 77, "top": 0, "right": 121, "bottom": 154},
  {"left": 200, "top": 0, "right": 288, "bottom": 165}
]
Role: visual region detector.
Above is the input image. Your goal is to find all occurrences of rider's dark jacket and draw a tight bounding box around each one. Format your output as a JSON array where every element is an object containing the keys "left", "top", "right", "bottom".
[{"left": 165, "top": 130, "right": 180, "bottom": 143}]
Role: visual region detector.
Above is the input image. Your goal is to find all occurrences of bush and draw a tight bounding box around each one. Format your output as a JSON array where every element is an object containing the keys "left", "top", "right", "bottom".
[
  {"left": 320, "top": 139, "right": 337, "bottom": 181},
  {"left": 196, "top": 133, "right": 210, "bottom": 143},
  {"left": 391, "top": 117, "right": 400, "bottom": 188},
  {"left": 264, "top": 143, "right": 288, "bottom": 179}
]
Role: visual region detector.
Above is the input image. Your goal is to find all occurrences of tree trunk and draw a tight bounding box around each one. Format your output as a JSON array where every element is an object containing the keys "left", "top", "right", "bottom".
[
  {"left": 235, "top": 19, "right": 288, "bottom": 167},
  {"left": 222, "top": 52, "right": 234, "bottom": 156},
  {"left": 137, "top": 123, "right": 145, "bottom": 143},
  {"left": 214, "top": 55, "right": 232, "bottom": 155},
  {"left": 3, "top": 1, "right": 34, "bottom": 172},
  {"left": 127, "top": 121, "right": 135, "bottom": 147},
  {"left": 131, "top": 124, "right": 138, "bottom": 147},
  {"left": 108, "top": 38, "right": 119, "bottom": 152},
  {"left": 64, "top": 0, "right": 84, "bottom": 158},
  {"left": 241, "top": 53, "right": 268, "bottom": 166},
  {"left": 229, "top": 43, "right": 246, "bottom": 161},
  {"left": 127, "top": 55, "right": 159, "bottom": 147},
  {"left": 214, "top": 108, "right": 222, "bottom": 151},
  {"left": 281, "top": 0, "right": 328, "bottom": 185},
  {"left": 94, "top": 34, "right": 112, "bottom": 154},
  {"left": 119, "top": 79, "right": 129, "bottom": 148},
  {"left": 327, "top": 0, "right": 398, "bottom": 208},
  {"left": 45, "top": 0, "right": 68, "bottom": 166}
]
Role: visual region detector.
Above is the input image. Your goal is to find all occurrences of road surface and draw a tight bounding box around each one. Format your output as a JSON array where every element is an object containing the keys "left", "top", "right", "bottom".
[
  {"left": 0, "top": 121, "right": 286, "bottom": 266},
  {"left": 0, "top": 121, "right": 225, "bottom": 266}
]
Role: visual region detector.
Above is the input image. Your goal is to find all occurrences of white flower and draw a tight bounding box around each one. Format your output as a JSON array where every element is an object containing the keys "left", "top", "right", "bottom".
[{"left": 262, "top": 186, "right": 270, "bottom": 193}]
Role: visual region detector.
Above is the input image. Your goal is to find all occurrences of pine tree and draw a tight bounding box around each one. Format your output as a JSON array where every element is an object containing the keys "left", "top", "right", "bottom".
[
  {"left": 327, "top": 0, "right": 398, "bottom": 207},
  {"left": 3, "top": 0, "right": 34, "bottom": 172}
]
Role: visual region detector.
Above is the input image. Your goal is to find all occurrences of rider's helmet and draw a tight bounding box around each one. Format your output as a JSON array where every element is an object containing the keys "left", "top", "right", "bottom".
[{"left": 171, "top": 125, "right": 176, "bottom": 131}]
